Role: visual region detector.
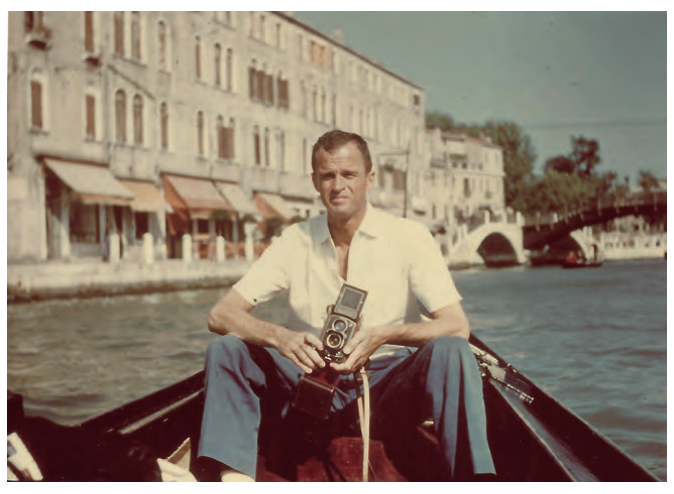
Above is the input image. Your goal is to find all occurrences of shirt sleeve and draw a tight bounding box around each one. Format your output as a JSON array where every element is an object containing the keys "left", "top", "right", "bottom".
[
  {"left": 406, "top": 221, "right": 462, "bottom": 313},
  {"left": 232, "top": 227, "right": 294, "bottom": 306}
]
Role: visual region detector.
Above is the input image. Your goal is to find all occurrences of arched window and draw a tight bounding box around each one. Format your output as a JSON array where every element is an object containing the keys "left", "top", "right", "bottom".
[
  {"left": 158, "top": 21, "right": 167, "bottom": 70},
  {"left": 160, "top": 102, "right": 168, "bottom": 150},
  {"left": 331, "top": 94, "right": 337, "bottom": 127},
  {"left": 277, "top": 130, "right": 285, "bottom": 170},
  {"left": 312, "top": 87, "right": 317, "bottom": 121},
  {"left": 30, "top": 77, "right": 43, "bottom": 129},
  {"left": 114, "top": 12, "right": 124, "bottom": 56},
  {"left": 133, "top": 94, "right": 143, "bottom": 145},
  {"left": 217, "top": 115, "right": 225, "bottom": 158},
  {"left": 197, "top": 111, "right": 204, "bottom": 156},
  {"left": 225, "top": 118, "right": 235, "bottom": 159},
  {"left": 226, "top": 48, "right": 233, "bottom": 91},
  {"left": 321, "top": 89, "right": 326, "bottom": 123},
  {"left": 264, "top": 128, "right": 270, "bottom": 167},
  {"left": 253, "top": 126, "right": 261, "bottom": 165},
  {"left": 195, "top": 37, "right": 202, "bottom": 80},
  {"left": 214, "top": 44, "right": 221, "bottom": 87},
  {"left": 85, "top": 93, "right": 96, "bottom": 139},
  {"left": 115, "top": 89, "right": 126, "bottom": 142},
  {"left": 248, "top": 59, "right": 257, "bottom": 99},
  {"left": 131, "top": 12, "right": 141, "bottom": 61}
]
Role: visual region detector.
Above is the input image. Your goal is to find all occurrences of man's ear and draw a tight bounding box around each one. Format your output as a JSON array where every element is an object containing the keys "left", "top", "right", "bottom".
[
  {"left": 311, "top": 172, "right": 319, "bottom": 192},
  {"left": 366, "top": 170, "right": 375, "bottom": 190}
]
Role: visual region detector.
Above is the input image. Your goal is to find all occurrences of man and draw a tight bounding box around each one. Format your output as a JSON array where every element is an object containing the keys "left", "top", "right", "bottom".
[{"left": 198, "top": 130, "right": 495, "bottom": 481}]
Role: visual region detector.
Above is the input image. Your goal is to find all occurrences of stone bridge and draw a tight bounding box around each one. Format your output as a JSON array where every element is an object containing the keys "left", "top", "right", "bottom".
[{"left": 441, "top": 213, "right": 527, "bottom": 268}]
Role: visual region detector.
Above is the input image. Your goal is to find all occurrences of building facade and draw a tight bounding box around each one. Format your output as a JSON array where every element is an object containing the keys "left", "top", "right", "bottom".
[
  {"left": 7, "top": 11, "right": 428, "bottom": 263},
  {"left": 425, "top": 128, "right": 505, "bottom": 225}
]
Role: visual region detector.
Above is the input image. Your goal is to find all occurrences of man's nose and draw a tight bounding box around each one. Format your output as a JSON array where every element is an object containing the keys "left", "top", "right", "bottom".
[{"left": 333, "top": 175, "right": 345, "bottom": 190}]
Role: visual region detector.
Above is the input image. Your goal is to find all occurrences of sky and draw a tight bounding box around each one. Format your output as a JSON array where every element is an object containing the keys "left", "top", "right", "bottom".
[{"left": 296, "top": 10, "right": 667, "bottom": 183}]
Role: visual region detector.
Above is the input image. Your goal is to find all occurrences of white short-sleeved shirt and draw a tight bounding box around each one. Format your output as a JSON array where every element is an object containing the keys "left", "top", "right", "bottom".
[{"left": 233, "top": 203, "right": 462, "bottom": 358}]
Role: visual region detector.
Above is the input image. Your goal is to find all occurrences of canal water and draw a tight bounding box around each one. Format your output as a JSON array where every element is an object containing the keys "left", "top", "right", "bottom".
[{"left": 7, "top": 259, "right": 667, "bottom": 480}]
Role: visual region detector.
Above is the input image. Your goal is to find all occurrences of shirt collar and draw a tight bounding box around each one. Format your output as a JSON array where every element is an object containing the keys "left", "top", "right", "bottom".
[{"left": 317, "top": 202, "right": 384, "bottom": 245}]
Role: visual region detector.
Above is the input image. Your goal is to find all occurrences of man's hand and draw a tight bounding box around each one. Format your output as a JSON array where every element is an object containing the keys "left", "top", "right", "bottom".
[
  {"left": 275, "top": 330, "right": 325, "bottom": 374},
  {"left": 330, "top": 325, "right": 387, "bottom": 375}
]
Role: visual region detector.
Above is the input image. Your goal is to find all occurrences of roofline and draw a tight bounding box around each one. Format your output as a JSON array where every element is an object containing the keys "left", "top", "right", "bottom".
[{"left": 272, "top": 11, "right": 424, "bottom": 92}]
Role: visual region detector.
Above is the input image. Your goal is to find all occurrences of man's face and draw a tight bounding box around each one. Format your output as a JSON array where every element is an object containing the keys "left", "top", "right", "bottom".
[{"left": 312, "top": 142, "right": 375, "bottom": 220}]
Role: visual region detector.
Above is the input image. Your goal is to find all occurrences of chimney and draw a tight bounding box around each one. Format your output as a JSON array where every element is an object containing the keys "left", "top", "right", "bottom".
[{"left": 333, "top": 27, "right": 343, "bottom": 43}]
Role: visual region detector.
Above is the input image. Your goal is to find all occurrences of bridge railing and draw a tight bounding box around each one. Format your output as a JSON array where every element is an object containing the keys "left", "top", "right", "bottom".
[{"left": 523, "top": 190, "right": 666, "bottom": 227}]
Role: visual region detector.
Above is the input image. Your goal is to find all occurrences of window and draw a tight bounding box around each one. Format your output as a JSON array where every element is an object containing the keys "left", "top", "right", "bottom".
[
  {"left": 277, "top": 75, "right": 289, "bottom": 109},
  {"left": 69, "top": 203, "right": 99, "bottom": 243},
  {"left": 214, "top": 44, "right": 221, "bottom": 87},
  {"left": 85, "top": 94, "right": 95, "bottom": 139},
  {"left": 224, "top": 119, "right": 235, "bottom": 160},
  {"left": 312, "top": 87, "right": 317, "bottom": 121},
  {"left": 301, "top": 81, "right": 307, "bottom": 117},
  {"left": 114, "top": 12, "right": 124, "bottom": 56},
  {"left": 265, "top": 73, "right": 274, "bottom": 105},
  {"left": 248, "top": 60, "right": 256, "bottom": 99},
  {"left": 131, "top": 12, "right": 141, "bottom": 61},
  {"left": 217, "top": 116, "right": 226, "bottom": 159},
  {"left": 195, "top": 37, "right": 202, "bottom": 80},
  {"left": 277, "top": 131, "right": 285, "bottom": 170},
  {"left": 84, "top": 11, "right": 95, "bottom": 53},
  {"left": 30, "top": 79, "right": 43, "bottom": 129},
  {"left": 331, "top": 94, "right": 337, "bottom": 127},
  {"left": 160, "top": 102, "right": 168, "bottom": 150},
  {"left": 256, "top": 67, "right": 265, "bottom": 101},
  {"left": 321, "top": 89, "right": 326, "bottom": 123},
  {"left": 226, "top": 49, "right": 233, "bottom": 91},
  {"left": 115, "top": 89, "right": 126, "bottom": 142},
  {"left": 133, "top": 94, "right": 143, "bottom": 145},
  {"left": 197, "top": 111, "right": 204, "bottom": 156},
  {"left": 134, "top": 212, "right": 149, "bottom": 240},
  {"left": 253, "top": 126, "right": 261, "bottom": 165},
  {"left": 25, "top": 11, "right": 44, "bottom": 33},
  {"left": 264, "top": 128, "right": 270, "bottom": 167},
  {"left": 249, "top": 12, "right": 255, "bottom": 37},
  {"left": 260, "top": 15, "right": 265, "bottom": 42},
  {"left": 158, "top": 21, "right": 167, "bottom": 70},
  {"left": 276, "top": 23, "right": 281, "bottom": 48}
]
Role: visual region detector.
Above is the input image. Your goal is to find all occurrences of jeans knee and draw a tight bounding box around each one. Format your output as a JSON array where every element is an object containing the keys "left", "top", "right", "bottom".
[
  {"left": 205, "top": 334, "right": 248, "bottom": 368},
  {"left": 425, "top": 335, "right": 471, "bottom": 358}
]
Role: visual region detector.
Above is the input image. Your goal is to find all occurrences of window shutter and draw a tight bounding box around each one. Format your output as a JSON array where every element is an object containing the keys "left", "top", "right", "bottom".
[
  {"left": 86, "top": 94, "right": 95, "bottom": 139},
  {"left": 225, "top": 127, "right": 234, "bottom": 159},
  {"left": 249, "top": 67, "right": 255, "bottom": 98},
  {"left": 84, "top": 12, "right": 94, "bottom": 53},
  {"left": 254, "top": 132, "right": 261, "bottom": 165},
  {"left": 31, "top": 80, "right": 43, "bottom": 129},
  {"left": 218, "top": 125, "right": 225, "bottom": 159},
  {"left": 114, "top": 12, "right": 124, "bottom": 56},
  {"left": 266, "top": 74, "right": 274, "bottom": 105},
  {"left": 256, "top": 71, "right": 265, "bottom": 101}
]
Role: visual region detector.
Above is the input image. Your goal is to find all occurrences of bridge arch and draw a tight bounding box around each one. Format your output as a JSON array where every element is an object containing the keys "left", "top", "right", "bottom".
[{"left": 449, "top": 223, "right": 526, "bottom": 268}]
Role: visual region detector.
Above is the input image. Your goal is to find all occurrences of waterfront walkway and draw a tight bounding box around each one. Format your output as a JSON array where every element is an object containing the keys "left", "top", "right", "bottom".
[{"left": 7, "top": 258, "right": 250, "bottom": 303}]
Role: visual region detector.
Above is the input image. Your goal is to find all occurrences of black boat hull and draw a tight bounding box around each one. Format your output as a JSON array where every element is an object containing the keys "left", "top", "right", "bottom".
[{"left": 8, "top": 335, "right": 658, "bottom": 482}]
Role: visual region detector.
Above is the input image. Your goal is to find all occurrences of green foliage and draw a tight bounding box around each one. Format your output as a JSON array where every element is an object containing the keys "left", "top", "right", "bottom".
[
  {"left": 289, "top": 215, "right": 306, "bottom": 224},
  {"left": 425, "top": 111, "right": 455, "bottom": 132},
  {"left": 637, "top": 170, "right": 661, "bottom": 193}
]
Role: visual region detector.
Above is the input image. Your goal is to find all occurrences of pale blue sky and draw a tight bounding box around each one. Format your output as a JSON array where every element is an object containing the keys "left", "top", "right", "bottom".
[{"left": 297, "top": 11, "right": 667, "bottom": 182}]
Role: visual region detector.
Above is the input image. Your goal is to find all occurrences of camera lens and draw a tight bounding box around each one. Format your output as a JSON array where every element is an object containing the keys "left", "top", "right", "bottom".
[
  {"left": 332, "top": 319, "right": 347, "bottom": 332},
  {"left": 326, "top": 333, "right": 343, "bottom": 349}
]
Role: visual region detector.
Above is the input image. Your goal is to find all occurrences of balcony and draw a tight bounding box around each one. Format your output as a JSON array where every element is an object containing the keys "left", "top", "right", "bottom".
[{"left": 26, "top": 26, "right": 52, "bottom": 49}]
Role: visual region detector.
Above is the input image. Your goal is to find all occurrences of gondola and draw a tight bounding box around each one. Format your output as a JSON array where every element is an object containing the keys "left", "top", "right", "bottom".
[{"left": 7, "top": 334, "right": 659, "bottom": 482}]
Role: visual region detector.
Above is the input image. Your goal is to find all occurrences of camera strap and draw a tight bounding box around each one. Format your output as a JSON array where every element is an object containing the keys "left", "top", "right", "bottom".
[{"left": 356, "top": 368, "right": 371, "bottom": 482}]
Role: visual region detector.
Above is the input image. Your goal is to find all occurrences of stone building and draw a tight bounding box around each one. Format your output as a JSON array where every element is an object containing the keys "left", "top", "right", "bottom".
[
  {"left": 7, "top": 11, "right": 427, "bottom": 263},
  {"left": 425, "top": 128, "right": 505, "bottom": 225}
]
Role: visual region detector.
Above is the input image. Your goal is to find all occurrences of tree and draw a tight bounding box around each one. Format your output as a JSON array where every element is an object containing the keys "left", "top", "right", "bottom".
[
  {"left": 544, "top": 155, "right": 576, "bottom": 175},
  {"left": 425, "top": 111, "right": 456, "bottom": 133},
  {"left": 482, "top": 120, "right": 537, "bottom": 210},
  {"left": 637, "top": 170, "right": 661, "bottom": 193},
  {"left": 569, "top": 136, "right": 601, "bottom": 178}
]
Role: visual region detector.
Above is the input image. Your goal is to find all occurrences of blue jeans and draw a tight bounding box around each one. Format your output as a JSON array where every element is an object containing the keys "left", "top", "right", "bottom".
[{"left": 198, "top": 334, "right": 495, "bottom": 480}]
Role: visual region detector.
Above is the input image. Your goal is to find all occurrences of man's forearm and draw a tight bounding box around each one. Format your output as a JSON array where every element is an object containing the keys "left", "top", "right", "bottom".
[
  {"left": 376, "top": 305, "right": 471, "bottom": 348},
  {"left": 208, "top": 304, "right": 286, "bottom": 349}
]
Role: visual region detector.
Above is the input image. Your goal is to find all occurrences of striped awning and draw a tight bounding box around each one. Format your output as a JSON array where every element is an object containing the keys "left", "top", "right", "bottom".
[
  {"left": 163, "top": 174, "right": 234, "bottom": 219},
  {"left": 214, "top": 182, "right": 259, "bottom": 217},
  {"left": 118, "top": 179, "right": 170, "bottom": 212},
  {"left": 254, "top": 192, "right": 294, "bottom": 221},
  {"left": 44, "top": 158, "right": 134, "bottom": 205}
]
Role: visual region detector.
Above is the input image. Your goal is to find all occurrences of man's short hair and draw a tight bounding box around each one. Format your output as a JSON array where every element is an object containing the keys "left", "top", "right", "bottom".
[{"left": 311, "top": 130, "right": 373, "bottom": 174}]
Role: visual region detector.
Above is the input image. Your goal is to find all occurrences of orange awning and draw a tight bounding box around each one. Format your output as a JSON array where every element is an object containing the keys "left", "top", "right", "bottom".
[
  {"left": 254, "top": 192, "right": 294, "bottom": 221},
  {"left": 163, "top": 174, "right": 234, "bottom": 219},
  {"left": 118, "top": 179, "right": 169, "bottom": 212}
]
